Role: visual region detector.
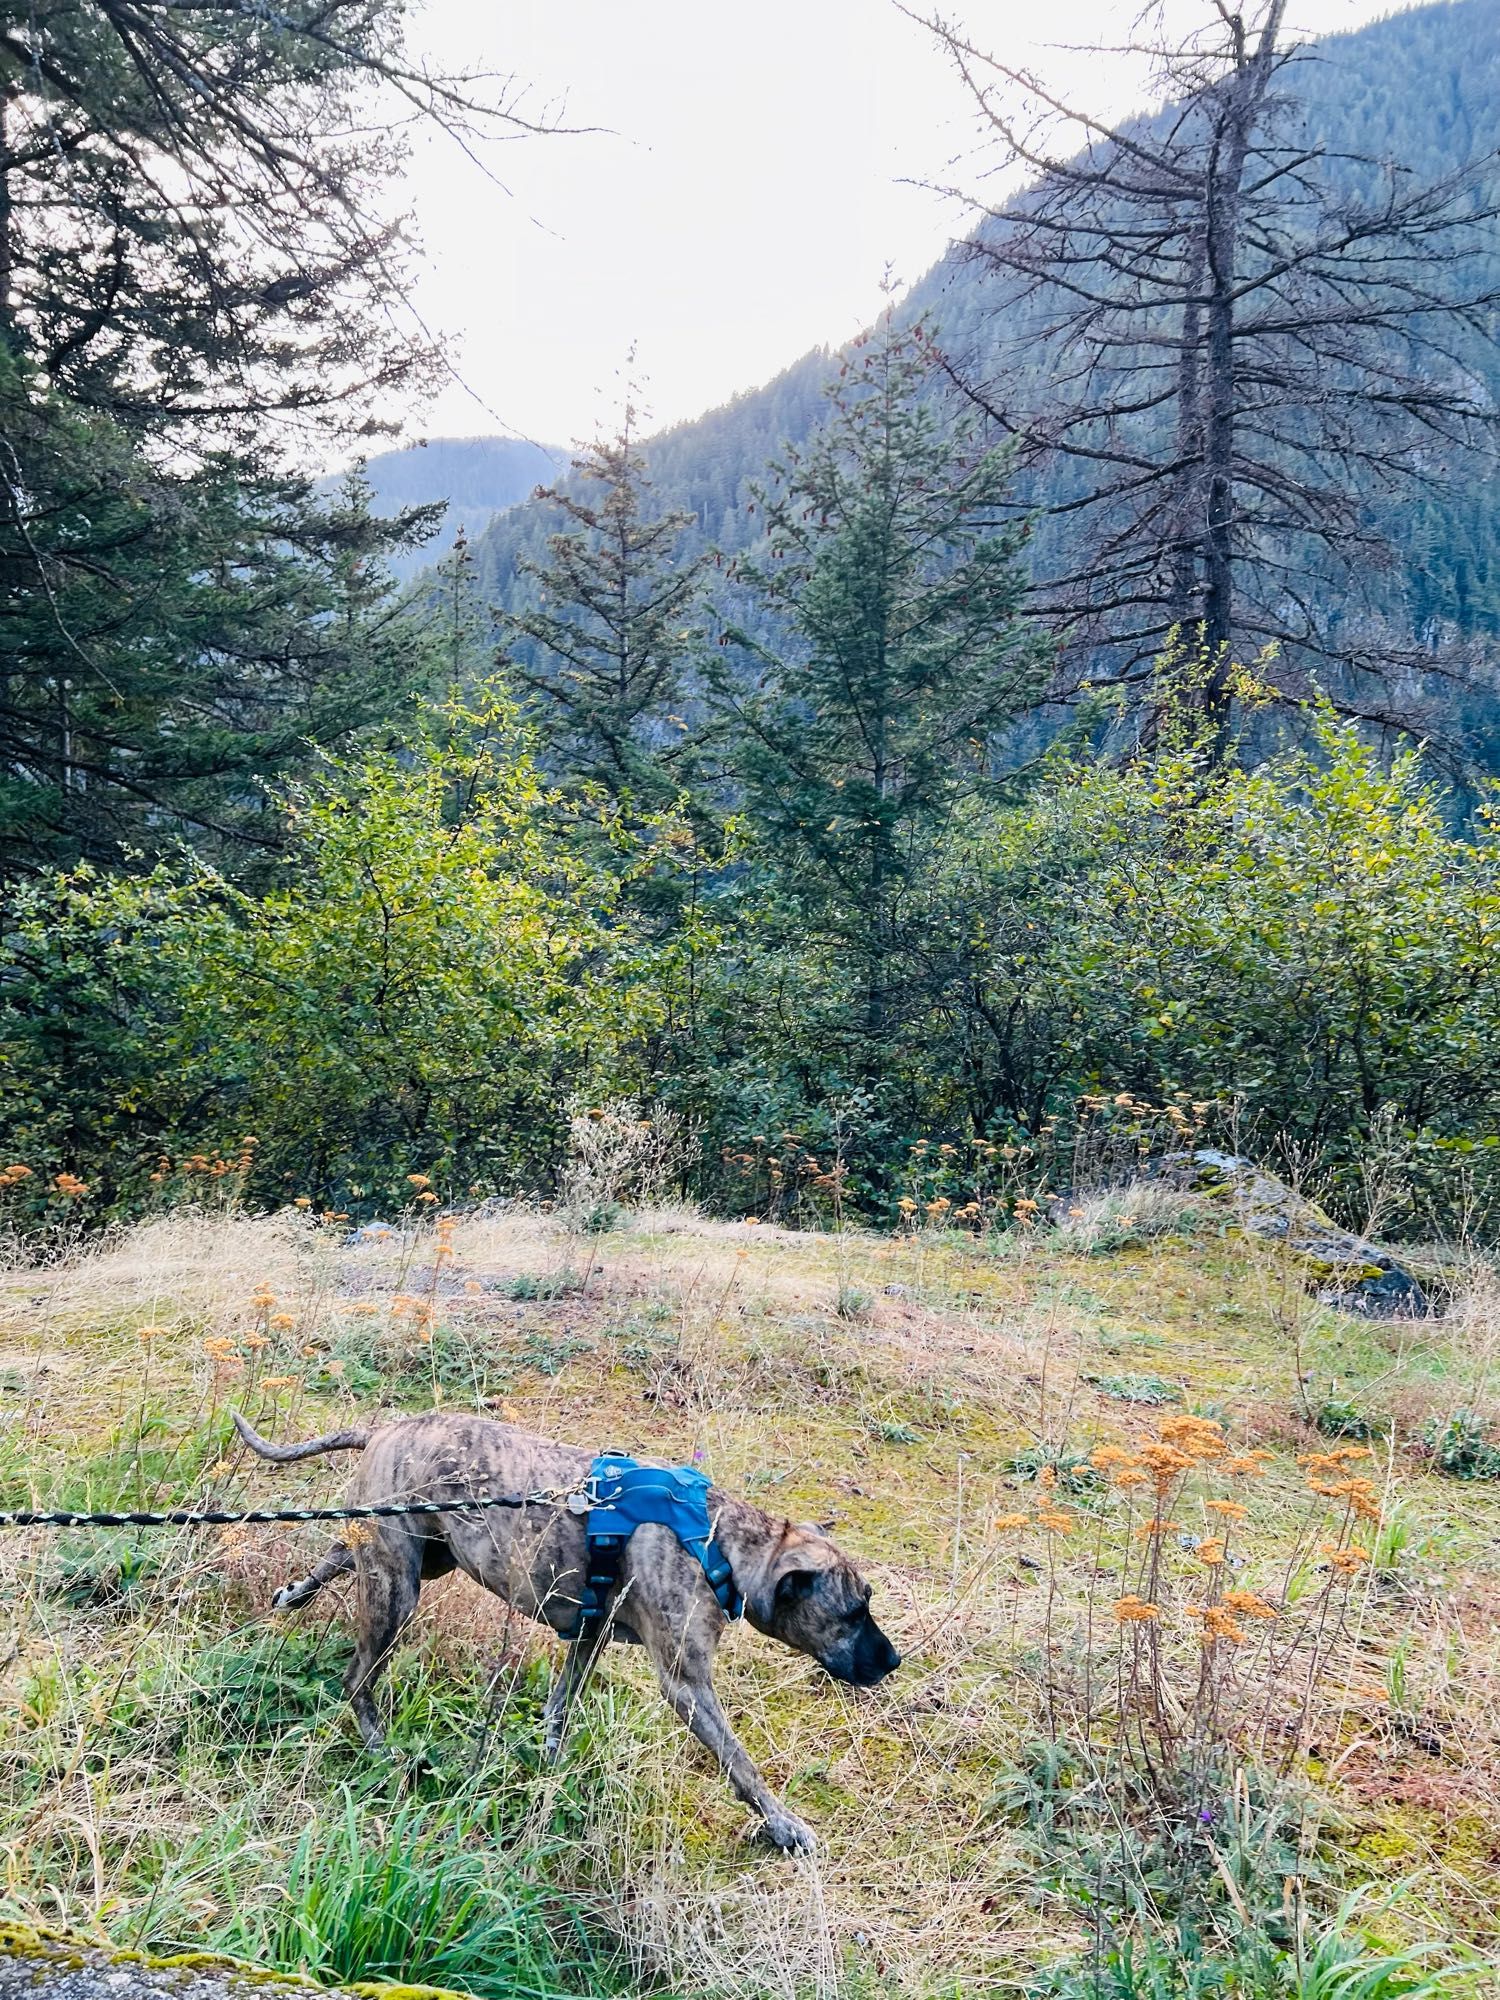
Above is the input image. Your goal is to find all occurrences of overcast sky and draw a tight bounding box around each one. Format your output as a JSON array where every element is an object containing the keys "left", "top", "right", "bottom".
[{"left": 392, "top": 0, "right": 1404, "bottom": 453}]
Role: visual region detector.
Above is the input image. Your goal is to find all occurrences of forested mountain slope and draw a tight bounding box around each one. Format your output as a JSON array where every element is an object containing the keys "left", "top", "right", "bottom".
[
  {"left": 460, "top": 0, "right": 1500, "bottom": 749},
  {"left": 342, "top": 436, "right": 563, "bottom": 579}
]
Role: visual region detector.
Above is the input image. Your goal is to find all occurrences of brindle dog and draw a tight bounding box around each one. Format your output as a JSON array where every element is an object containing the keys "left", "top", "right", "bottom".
[{"left": 232, "top": 1409, "right": 900, "bottom": 1852}]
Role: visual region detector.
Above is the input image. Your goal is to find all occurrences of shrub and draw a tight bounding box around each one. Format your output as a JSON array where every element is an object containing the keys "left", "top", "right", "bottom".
[
  {"left": 504, "top": 1269, "right": 588, "bottom": 1302},
  {"left": 1421, "top": 1409, "right": 1500, "bottom": 1480},
  {"left": 1313, "top": 1397, "right": 1379, "bottom": 1442},
  {"left": 1088, "top": 1372, "right": 1182, "bottom": 1407},
  {"left": 913, "top": 702, "right": 1500, "bottom": 1238},
  {"left": 0, "top": 689, "right": 663, "bottom": 1216},
  {"left": 556, "top": 1096, "right": 700, "bottom": 1228}
]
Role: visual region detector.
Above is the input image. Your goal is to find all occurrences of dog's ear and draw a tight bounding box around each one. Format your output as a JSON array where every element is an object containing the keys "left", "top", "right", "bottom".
[{"left": 774, "top": 1568, "right": 819, "bottom": 1611}]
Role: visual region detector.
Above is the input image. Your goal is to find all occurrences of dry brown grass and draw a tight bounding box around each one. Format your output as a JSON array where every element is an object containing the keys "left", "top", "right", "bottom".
[{"left": 1, "top": 1203, "right": 1498, "bottom": 1995}]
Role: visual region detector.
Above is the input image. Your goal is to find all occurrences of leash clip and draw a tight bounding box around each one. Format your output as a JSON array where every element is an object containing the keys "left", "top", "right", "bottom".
[{"left": 568, "top": 1472, "right": 618, "bottom": 1514}]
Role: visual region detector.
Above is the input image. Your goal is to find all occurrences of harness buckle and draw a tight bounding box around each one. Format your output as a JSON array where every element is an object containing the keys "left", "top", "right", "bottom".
[{"left": 567, "top": 1471, "right": 621, "bottom": 1515}]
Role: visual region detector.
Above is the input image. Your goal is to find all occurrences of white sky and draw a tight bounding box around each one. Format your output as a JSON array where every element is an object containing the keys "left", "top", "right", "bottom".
[{"left": 394, "top": 0, "right": 1404, "bottom": 452}]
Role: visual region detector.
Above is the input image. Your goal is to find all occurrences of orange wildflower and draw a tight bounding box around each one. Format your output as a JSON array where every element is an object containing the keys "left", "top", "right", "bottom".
[
  {"left": 1321, "top": 1542, "right": 1371, "bottom": 1576},
  {"left": 1223, "top": 1589, "right": 1276, "bottom": 1620},
  {"left": 1137, "top": 1442, "right": 1196, "bottom": 1494},
  {"left": 1158, "top": 1414, "right": 1227, "bottom": 1460},
  {"left": 1184, "top": 1603, "right": 1246, "bottom": 1644},
  {"left": 1224, "top": 1451, "right": 1273, "bottom": 1478}
]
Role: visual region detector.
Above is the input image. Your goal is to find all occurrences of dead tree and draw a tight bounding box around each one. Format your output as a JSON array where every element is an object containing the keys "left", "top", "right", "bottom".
[{"left": 913, "top": 0, "right": 1500, "bottom": 752}]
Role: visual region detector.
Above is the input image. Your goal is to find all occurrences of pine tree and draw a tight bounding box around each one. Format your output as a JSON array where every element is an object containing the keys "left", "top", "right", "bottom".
[
  {"left": 497, "top": 401, "right": 710, "bottom": 823},
  {"left": 0, "top": 355, "right": 441, "bottom": 874},
  {"left": 713, "top": 312, "right": 1046, "bottom": 1060},
  {"left": 0, "top": 0, "right": 554, "bottom": 874},
  {"left": 0, "top": 0, "right": 555, "bottom": 444}
]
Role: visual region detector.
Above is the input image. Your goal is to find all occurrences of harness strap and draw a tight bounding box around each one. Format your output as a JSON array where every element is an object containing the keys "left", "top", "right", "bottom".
[{"left": 569, "top": 1453, "right": 742, "bottom": 1640}]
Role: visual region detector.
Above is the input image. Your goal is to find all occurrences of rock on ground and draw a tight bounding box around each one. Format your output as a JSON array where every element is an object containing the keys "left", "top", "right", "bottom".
[
  {"left": 1160, "top": 1149, "right": 1429, "bottom": 1319},
  {"left": 0, "top": 1933, "right": 373, "bottom": 2000}
]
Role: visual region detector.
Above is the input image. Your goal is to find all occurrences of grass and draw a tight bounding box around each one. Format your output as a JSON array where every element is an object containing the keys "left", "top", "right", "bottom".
[
  {"left": 205, "top": 1788, "right": 606, "bottom": 1998},
  {"left": 0, "top": 1196, "right": 1497, "bottom": 1998}
]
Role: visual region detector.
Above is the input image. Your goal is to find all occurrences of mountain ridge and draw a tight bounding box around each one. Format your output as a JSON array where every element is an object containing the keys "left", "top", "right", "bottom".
[{"left": 420, "top": 1, "right": 1500, "bottom": 751}]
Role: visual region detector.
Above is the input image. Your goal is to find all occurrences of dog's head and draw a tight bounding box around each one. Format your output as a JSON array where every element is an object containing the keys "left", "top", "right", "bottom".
[{"left": 750, "top": 1526, "right": 901, "bottom": 1688}]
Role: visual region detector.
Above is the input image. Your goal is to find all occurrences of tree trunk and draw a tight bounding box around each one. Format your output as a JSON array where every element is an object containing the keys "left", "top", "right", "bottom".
[
  {"left": 1171, "top": 231, "right": 1207, "bottom": 633},
  {"left": 1200, "top": 3, "right": 1286, "bottom": 751}
]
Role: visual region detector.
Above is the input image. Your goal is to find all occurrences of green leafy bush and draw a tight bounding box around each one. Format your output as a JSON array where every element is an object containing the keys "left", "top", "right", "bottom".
[
  {"left": 1087, "top": 1372, "right": 1182, "bottom": 1407},
  {"left": 0, "top": 689, "right": 664, "bottom": 1212},
  {"left": 1314, "top": 1398, "right": 1379, "bottom": 1442},
  {"left": 1421, "top": 1409, "right": 1500, "bottom": 1480},
  {"left": 505, "top": 1269, "right": 589, "bottom": 1301}
]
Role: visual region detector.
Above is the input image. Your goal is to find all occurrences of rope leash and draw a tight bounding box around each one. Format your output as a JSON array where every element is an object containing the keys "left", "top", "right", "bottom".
[{"left": 0, "top": 1490, "right": 576, "bottom": 1532}]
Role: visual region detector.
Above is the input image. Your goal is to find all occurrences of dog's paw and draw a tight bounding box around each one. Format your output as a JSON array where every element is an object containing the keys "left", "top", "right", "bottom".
[{"left": 758, "top": 1810, "right": 817, "bottom": 1856}]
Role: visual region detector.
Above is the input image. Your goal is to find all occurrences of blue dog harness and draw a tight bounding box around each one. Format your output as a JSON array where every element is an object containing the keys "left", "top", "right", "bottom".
[{"left": 568, "top": 1454, "right": 743, "bottom": 1637}]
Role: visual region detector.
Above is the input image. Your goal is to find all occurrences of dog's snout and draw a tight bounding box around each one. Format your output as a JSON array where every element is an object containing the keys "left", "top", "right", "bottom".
[
  {"left": 827, "top": 1618, "right": 902, "bottom": 1687},
  {"left": 864, "top": 1641, "right": 900, "bottom": 1685}
]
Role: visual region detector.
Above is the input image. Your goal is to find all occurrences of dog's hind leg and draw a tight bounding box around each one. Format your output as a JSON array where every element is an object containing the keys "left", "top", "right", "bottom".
[
  {"left": 272, "top": 1541, "right": 355, "bottom": 1612},
  {"left": 344, "top": 1541, "right": 422, "bottom": 1750}
]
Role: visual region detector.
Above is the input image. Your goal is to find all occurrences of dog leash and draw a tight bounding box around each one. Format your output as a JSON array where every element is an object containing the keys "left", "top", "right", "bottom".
[{"left": 0, "top": 1489, "right": 583, "bottom": 1532}]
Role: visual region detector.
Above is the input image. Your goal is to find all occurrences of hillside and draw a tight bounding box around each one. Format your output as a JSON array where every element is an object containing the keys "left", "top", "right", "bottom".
[
  {"left": 1, "top": 1193, "right": 1496, "bottom": 1994},
  {"left": 337, "top": 436, "right": 564, "bottom": 581},
  {"left": 457, "top": 0, "right": 1500, "bottom": 754}
]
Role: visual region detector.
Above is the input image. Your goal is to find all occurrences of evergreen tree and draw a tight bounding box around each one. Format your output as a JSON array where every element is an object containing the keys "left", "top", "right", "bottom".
[
  {"left": 0, "top": 0, "right": 551, "bottom": 873},
  {"left": 0, "top": 0, "right": 553, "bottom": 443},
  {"left": 497, "top": 400, "right": 711, "bottom": 823},
  {"left": 0, "top": 353, "right": 440, "bottom": 873},
  {"left": 713, "top": 313, "right": 1046, "bottom": 1064}
]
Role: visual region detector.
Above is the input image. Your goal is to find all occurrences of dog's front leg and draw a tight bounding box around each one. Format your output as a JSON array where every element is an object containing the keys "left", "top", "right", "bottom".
[{"left": 656, "top": 1668, "right": 816, "bottom": 1855}]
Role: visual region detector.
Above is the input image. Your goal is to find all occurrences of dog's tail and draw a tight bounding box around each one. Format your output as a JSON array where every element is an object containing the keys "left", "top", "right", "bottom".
[{"left": 231, "top": 1409, "right": 371, "bottom": 1463}]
